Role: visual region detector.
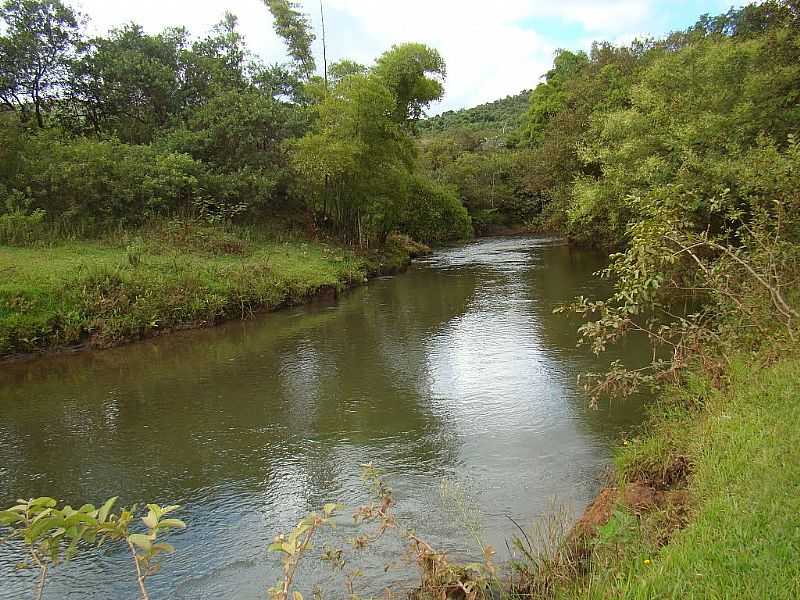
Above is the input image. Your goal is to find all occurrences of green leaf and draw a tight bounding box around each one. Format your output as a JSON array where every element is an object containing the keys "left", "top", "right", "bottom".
[
  {"left": 127, "top": 534, "right": 152, "bottom": 552},
  {"left": 0, "top": 510, "right": 23, "bottom": 526},
  {"left": 151, "top": 542, "right": 175, "bottom": 554},
  {"left": 98, "top": 497, "right": 118, "bottom": 523},
  {"left": 30, "top": 497, "right": 57, "bottom": 509},
  {"left": 64, "top": 512, "right": 97, "bottom": 528},
  {"left": 26, "top": 515, "right": 64, "bottom": 544},
  {"left": 30, "top": 508, "right": 53, "bottom": 523},
  {"left": 142, "top": 512, "right": 158, "bottom": 530},
  {"left": 157, "top": 518, "right": 186, "bottom": 530},
  {"left": 65, "top": 535, "right": 82, "bottom": 560},
  {"left": 281, "top": 542, "right": 296, "bottom": 556}
]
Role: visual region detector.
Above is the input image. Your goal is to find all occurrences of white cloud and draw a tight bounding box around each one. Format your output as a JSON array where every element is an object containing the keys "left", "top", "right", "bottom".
[{"left": 69, "top": 0, "right": 735, "bottom": 113}]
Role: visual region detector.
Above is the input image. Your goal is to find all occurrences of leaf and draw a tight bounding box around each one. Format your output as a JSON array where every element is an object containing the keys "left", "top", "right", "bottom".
[
  {"left": 30, "top": 508, "right": 53, "bottom": 523},
  {"left": 0, "top": 510, "right": 23, "bottom": 526},
  {"left": 98, "top": 497, "right": 118, "bottom": 523},
  {"left": 151, "top": 542, "right": 175, "bottom": 555},
  {"left": 293, "top": 592, "right": 304, "bottom": 600},
  {"left": 30, "top": 497, "right": 57, "bottom": 509},
  {"left": 128, "top": 533, "right": 152, "bottom": 552},
  {"left": 26, "top": 515, "right": 64, "bottom": 544},
  {"left": 65, "top": 535, "right": 82, "bottom": 560},
  {"left": 142, "top": 512, "right": 158, "bottom": 530},
  {"left": 281, "top": 542, "right": 296, "bottom": 556},
  {"left": 157, "top": 518, "right": 186, "bottom": 530},
  {"left": 64, "top": 512, "right": 97, "bottom": 528}
]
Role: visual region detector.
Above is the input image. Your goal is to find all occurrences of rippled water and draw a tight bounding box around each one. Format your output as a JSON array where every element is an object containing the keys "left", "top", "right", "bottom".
[{"left": 0, "top": 237, "right": 648, "bottom": 599}]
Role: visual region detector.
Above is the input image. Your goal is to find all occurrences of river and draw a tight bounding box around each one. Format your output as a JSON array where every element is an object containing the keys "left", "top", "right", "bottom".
[{"left": 0, "top": 236, "right": 648, "bottom": 599}]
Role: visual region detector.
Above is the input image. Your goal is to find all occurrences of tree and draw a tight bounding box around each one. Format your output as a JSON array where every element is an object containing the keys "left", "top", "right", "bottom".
[
  {"left": 521, "top": 49, "right": 589, "bottom": 146},
  {"left": 70, "top": 24, "right": 189, "bottom": 142},
  {"left": 291, "top": 71, "right": 414, "bottom": 244},
  {"left": 374, "top": 43, "right": 446, "bottom": 127},
  {"left": 263, "top": 0, "right": 316, "bottom": 80},
  {"left": 183, "top": 11, "right": 250, "bottom": 107},
  {"left": 0, "top": 0, "right": 81, "bottom": 127},
  {"left": 328, "top": 59, "right": 367, "bottom": 84}
]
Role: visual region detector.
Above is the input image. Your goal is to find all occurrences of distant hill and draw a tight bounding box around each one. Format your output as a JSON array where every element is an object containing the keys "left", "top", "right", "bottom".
[{"left": 418, "top": 90, "right": 531, "bottom": 135}]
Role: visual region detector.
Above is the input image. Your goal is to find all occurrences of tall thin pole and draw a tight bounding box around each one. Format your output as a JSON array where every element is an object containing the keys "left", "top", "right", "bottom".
[{"left": 319, "top": 0, "right": 328, "bottom": 91}]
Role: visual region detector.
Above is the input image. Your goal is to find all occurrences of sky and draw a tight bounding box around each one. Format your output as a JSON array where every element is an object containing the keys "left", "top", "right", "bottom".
[{"left": 71, "top": 0, "right": 746, "bottom": 114}]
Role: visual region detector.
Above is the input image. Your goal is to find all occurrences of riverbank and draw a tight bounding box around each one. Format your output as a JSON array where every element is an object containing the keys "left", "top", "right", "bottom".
[
  {"left": 0, "top": 223, "right": 429, "bottom": 360},
  {"left": 517, "top": 351, "right": 800, "bottom": 599}
]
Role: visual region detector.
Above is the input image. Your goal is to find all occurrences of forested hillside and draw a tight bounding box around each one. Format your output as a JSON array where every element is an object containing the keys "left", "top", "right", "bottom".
[
  {"left": 417, "top": 89, "right": 530, "bottom": 135},
  {"left": 418, "top": 2, "right": 800, "bottom": 242}
]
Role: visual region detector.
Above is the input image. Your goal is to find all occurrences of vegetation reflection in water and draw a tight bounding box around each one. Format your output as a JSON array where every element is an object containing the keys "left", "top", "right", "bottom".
[{"left": 0, "top": 237, "right": 649, "bottom": 599}]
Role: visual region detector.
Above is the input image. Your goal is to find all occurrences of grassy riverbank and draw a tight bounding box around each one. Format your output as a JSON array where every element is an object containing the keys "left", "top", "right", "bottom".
[
  {"left": 0, "top": 223, "right": 425, "bottom": 358},
  {"left": 535, "top": 353, "right": 800, "bottom": 599}
]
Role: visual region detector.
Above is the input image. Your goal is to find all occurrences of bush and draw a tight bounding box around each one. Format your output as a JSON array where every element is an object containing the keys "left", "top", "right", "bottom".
[
  {"left": 0, "top": 208, "right": 47, "bottom": 246},
  {"left": 8, "top": 132, "right": 204, "bottom": 230},
  {"left": 397, "top": 175, "right": 472, "bottom": 243}
]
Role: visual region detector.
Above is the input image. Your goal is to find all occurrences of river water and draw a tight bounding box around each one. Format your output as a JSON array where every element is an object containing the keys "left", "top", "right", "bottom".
[{"left": 0, "top": 236, "right": 648, "bottom": 599}]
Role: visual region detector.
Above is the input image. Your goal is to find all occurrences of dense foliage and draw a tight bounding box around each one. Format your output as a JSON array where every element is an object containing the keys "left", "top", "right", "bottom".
[
  {"left": 417, "top": 89, "right": 530, "bottom": 135},
  {"left": 2, "top": 0, "right": 799, "bottom": 385},
  {"left": 0, "top": 0, "right": 471, "bottom": 246},
  {"left": 418, "top": 1, "right": 800, "bottom": 397}
]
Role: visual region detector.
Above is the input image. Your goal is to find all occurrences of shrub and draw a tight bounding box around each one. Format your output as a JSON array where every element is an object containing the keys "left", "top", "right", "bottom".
[
  {"left": 397, "top": 175, "right": 472, "bottom": 243},
  {"left": 0, "top": 208, "right": 47, "bottom": 246},
  {"left": 10, "top": 133, "right": 204, "bottom": 230}
]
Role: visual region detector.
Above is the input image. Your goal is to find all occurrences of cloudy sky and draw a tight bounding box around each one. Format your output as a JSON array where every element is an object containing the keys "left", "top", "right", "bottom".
[{"left": 72, "top": 0, "right": 744, "bottom": 113}]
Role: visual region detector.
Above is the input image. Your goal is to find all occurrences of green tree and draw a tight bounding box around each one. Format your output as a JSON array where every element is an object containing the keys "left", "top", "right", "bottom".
[
  {"left": 291, "top": 71, "right": 412, "bottom": 244},
  {"left": 0, "top": 0, "right": 82, "bottom": 127},
  {"left": 521, "top": 49, "right": 588, "bottom": 146},
  {"left": 70, "top": 24, "right": 189, "bottom": 142},
  {"left": 328, "top": 59, "right": 367, "bottom": 83},
  {"left": 263, "top": 0, "right": 316, "bottom": 80},
  {"left": 374, "top": 43, "right": 446, "bottom": 127},
  {"left": 183, "top": 11, "right": 250, "bottom": 108}
]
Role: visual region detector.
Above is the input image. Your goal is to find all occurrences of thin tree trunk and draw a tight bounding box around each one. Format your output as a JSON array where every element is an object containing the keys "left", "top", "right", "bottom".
[
  {"left": 320, "top": 0, "right": 328, "bottom": 92},
  {"left": 34, "top": 563, "right": 47, "bottom": 600},
  {"left": 128, "top": 542, "right": 150, "bottom": 600}
]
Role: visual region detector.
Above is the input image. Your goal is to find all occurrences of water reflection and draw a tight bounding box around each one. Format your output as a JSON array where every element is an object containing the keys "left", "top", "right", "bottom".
[{"left": 0, "top": 237, "right": 648, "bottom": 599}]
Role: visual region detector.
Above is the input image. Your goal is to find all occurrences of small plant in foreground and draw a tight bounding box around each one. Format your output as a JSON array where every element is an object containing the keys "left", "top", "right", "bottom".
[
  {"left": 267, "top": 502, "right": 341, "bottom": 600},
  {"left": 267, "top": 464, "right": 501, "bottom": 600},
  {"left": 0, "top": 497, "right": 185, "bottom": 600}
]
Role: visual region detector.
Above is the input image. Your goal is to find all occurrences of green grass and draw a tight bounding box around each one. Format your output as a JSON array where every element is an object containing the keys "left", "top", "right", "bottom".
[
  {"left": 0, "top": 223, "right": 412, "bottom": 356},
  {"left": 561, "top": 356, "right": 800, "bottom": 599}
]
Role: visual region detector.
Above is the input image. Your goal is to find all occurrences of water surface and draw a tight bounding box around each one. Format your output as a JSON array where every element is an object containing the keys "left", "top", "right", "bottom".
[{"left": 0, "top": 237, "right": 648, "bottom": 599}]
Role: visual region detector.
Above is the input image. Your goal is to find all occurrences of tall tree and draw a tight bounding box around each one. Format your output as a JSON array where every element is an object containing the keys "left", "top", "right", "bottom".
[
  {"left": 263, "top": 0, "right": 316, "bottom": 80},
  {"left": 291, "top": 72, "right": 412, "bottom": 244},
  {"left": 374, "top": 43, "right": 446, "bottom": 128},
  {"left": 0, "top": 0, "right": 81, "bottom": 127},
  {"left": 71, "top": 24, "right": 188, "bottom": 143},
  {"left": 521, "top": 49, "right": 589, "bottom": 146}
]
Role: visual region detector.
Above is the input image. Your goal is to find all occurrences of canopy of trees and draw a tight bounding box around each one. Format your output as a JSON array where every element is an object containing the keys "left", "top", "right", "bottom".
[
  {"left": 0, "top": 0, "right": 470, "bottom": 245},
  {"left": 417, "top": 1, "right": 800, "bottom": 243}
]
